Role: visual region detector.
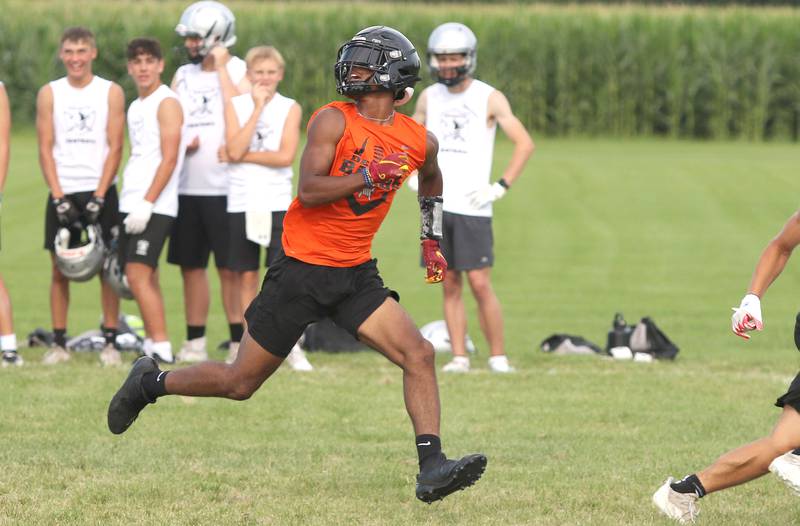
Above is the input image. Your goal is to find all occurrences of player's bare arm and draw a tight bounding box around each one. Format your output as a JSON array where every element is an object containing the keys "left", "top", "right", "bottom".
[
  {"left": 95, "top": 83, "right": 125, "bottom": 198},
  {"left": 417, "top": 131, "right": 443, "bottom": 196},
  {"left": 0, "top": 85, "right": 10, "bottom": 194},
  {"left": 746, "top": 211, "right": 800, "bottom": 297},
  {"left": 143, "top": 98, "right": 183, "bottom": 203},
  {"left": 35, "top": 84, "right": 64, "bottom": 198},
  {"left": 411, "top": 89, "right": 428, "bottom": 124},
  {"left": 210, "top": 46, "right": 248, "bottom": 101},
  {"left": 489, "top": 90, "right": 534, "bottom": 187},
  {"left": 297, "top": 107, "right": 365, "bottom": 207},
  {"left": 237, "top": 103, "right": 301, "bottom": 168}
]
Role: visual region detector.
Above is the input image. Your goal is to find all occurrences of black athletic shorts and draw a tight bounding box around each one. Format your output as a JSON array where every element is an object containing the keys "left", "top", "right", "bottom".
[
  {"left": 118, "top": 213, "right": 174, "bottom": 269},
  {"left": 427, "top": 211, "right": 494, "bottom": 271},
  {"left": 167, "top": 195, "right": 230, "bottom": 269},
  {"left": 227, "top": 211, "right": 286, "bottom": 272},
  {"left": 244, "top": 250, "right": 399, "bottom": 358},
  {"left": 44, "top": 187, "right": 120, "bottom": 251},
  {"left": 775, "top": 372, "right": 800, "bottom": 412}
]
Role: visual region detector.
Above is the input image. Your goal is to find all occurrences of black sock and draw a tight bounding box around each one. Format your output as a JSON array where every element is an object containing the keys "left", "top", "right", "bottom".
[
  {"left": 141, "top": 370, "right": 169, "bottom": 400},
  {"left": 229, "top": 323, "right": 244, "bottom": 343},
  {"left": 416, "top": 434, "right": 443, "bottom": 470},
  {"left": 53, "top": 329, "right": 67, "bottom": 348},
  {"left": 187, "top": 325, "right": 205, "bottom": 341},
  {"left": 670, "top": 474, "right": 706, "bottom": 498},
  {"left": 102, "top": 326, "right": 118, "bottom": 347}
]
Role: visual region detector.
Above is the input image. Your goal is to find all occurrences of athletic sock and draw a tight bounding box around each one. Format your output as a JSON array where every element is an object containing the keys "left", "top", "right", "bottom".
[
  {"left": 53, "top": 329, "right": 67, "bottom": 348},
  {"left": 670, "top": 474, "right": 706, "bottom": 498},
  {"left": 416, "top": 434, "right": 443, "bottom": 470},
  {"left": 187, "top": 325, "right": 205, "bottom": 341},
  {"left": 229, "top": 323, "right": 244, "bottom": 343},
  {"left": 102, "top": 326, "right": 118, "bottom": 347},
  {"left": 141, "top": 370, "right": 169, "bottom": 400},
  {"left": 0, "top": 334, "right": 17, "bottom": 352}
]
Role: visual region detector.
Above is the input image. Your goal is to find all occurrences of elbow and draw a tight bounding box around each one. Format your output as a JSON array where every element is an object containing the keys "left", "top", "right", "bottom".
[
  {"left": 227, "top": 145, "right": 245, "bottom": 163},
  {"left": 524, "top": 139, "right": 536, "bottom": 158}
]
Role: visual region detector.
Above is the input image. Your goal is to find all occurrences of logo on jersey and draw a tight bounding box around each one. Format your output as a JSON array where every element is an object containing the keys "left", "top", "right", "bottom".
[
  {"left": 188, "top": 88, "right": 217, "bottom": 118},
  {"left": 249, "top": 126, "right": 274, "bottom": 152},
  {"left": 128, "top": 114, "right": 145, "bottom": 147},
  {"left": 336, "top": 138, "right": 389, "bottom": 216},
  {"left": 440, "top": 107, "right": 472, "bottom": 143},
  {"left": 64, "top": 107, "right": 96, "bottom": 133}
]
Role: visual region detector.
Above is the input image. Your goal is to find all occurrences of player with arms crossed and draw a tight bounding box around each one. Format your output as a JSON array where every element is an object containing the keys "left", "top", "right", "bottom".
[
  {"left": 109, "top": 26, "right": 486, "bottom": 503},
  {"left": 654, "top": 211, "right": 800, "bottom": 522},
  {"left": 413, "top": 22, "right": 534, "bottom": 373}
]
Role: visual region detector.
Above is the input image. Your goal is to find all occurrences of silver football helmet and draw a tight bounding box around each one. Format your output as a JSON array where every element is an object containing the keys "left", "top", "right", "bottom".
[
  {"left": 102, "top": 244, "right": 134, "bottom": 300},
  {"left": 427, "top": 22, "right": 477, "bottom": 86},
  {"left": 419, "top": 320, "right": 477, "bottom": 354},
  {"left": 54, "top": 225, "right": 106, "bottom": 282},
  {"left": 175, "top": 1, "right": 237, "bottom": 60}
]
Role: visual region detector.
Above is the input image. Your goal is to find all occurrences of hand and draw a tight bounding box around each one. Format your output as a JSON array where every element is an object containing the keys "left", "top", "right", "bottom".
[
  {"left": 186, "top": 136, "right": 200, "bottom": 155},
  {"left": 251, "top": 83, "right": 274, "bottom": 107},
  {"left": 217, "top": 145, "right": 230, "bottom": 163},
  {"left": 467, "top": 181, "right": 507, "bottom": 208},
  {"left": 731, "top": 293, "right": 763, "bottom": 340},
  {"left": 52, "top": 196, "right": 81, "bottom": 226},
  {"left": 365, "top": 152, "right": 411, "bottom": 192},
  {"left": 422, "top": 239, "right": 447, "bottom": 284},
  {"left": 209, "top": 45, "right": 230, "bottom": 69},
  {"left": 123, "top": 200, "right": 154, "bottom": 235},
  {"left": 84, "top": 195, "right": 105, "bottom": 224}
]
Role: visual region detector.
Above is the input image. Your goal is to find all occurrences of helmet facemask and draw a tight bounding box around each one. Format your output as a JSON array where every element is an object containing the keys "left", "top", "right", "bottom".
[
  {"left": 428, "top": 52, "right": 474, "bottom": 87},
  {"left": 175, "top": 1, "right": 237, "bottom": 64}
]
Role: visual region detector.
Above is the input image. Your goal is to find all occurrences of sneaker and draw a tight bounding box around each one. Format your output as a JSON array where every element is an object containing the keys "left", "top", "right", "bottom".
[
  {"left": 144, "top": 339, "right": 175, "bottom": 364},
  {"left": 107, "top": 356, "right": 159, "bottom": 434},
  {"left": 652, "top": 477, "right": 700, "bottom": 523},
  {"left": 488, "top": 355, "right": 515, "bottom": 373},
  {"left": 225, "top": 341, "right": 240, "bottom": 364},
  {"left": 42, "top": 345, "right": 71, "bottom": 365},
  {"left": 99, "top": 344, "right": 122, "bottom": 367},
  {"left": 285, "top": 344, "right": 313, "bottom": 371},
  {"left": 416, "top": 453, "right": 487, "bottom": 503},
  {"left": 442, "top": 356, "right": 470, "bottom": 373},
  {"left": 176, "top": 337, "right": 208, "bottom": 363},
  {"left": 1, "top": 351, "right": 23, "bottom": 367},
  {"left": 770, "top": 451, "right": 800, "bottom": 496}
]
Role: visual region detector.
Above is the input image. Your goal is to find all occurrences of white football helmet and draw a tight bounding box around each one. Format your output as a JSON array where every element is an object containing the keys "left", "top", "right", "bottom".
[
  {"left": 102, "top": 245, "right": 134, "bottom": 300},
  {"left": 175, "top": 1, "right": 237, "bottom": 59},
  {"left": 427, "top": 22, "right": 477, "bottom": 86},
  {"left": 420, "top": 320, "right": 477, "bottom": 354},
  {"left": 54, "top": 225, "right": 105, "bottom": 282}
]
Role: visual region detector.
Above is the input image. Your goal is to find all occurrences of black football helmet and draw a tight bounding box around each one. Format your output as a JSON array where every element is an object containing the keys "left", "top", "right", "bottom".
[{"left": 334, "top": 26, "right": 421, "bottom": 100}]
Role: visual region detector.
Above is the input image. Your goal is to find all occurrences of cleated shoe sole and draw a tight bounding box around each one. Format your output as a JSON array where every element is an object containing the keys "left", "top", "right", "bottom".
[
  {"left": 416, "top": 453, "right": 487, "bottom": 503},
  {"left": 107, "top": 356, "right": 159, "bottom": 434}
]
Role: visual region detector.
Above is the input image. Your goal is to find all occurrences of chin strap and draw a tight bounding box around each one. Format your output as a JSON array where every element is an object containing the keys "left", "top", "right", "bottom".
[{"left": 419, "top": 196, "right": 443, "bottom": 240}]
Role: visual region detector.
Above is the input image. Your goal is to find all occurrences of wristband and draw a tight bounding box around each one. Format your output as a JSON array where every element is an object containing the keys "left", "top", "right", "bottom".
[
  {"left": 419, "top": 196, "right": 443, "bottom": 240},
  {"left": 497, "top": 179, "right": 510, "bottom": 190}
]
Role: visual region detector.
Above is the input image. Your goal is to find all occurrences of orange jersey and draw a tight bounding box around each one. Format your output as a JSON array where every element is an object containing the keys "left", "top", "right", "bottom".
[{"left": 282, "top": 101, "right": 427, "bottom": 267}]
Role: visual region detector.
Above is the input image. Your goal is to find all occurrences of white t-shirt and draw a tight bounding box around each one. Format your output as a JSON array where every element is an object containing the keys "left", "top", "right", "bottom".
[
  {"left": 50, "top": 76, "right": 113, "bottom": 194},
  {"left": 423, "top": 79, "right": 497, "bottom": 217},
  {"left": 120, "top": 85, "right": 185, "bottom": 217},
  {"left": 173, "top": 56, "right": 247, "bottom": 195},
  {"left": 226, "top": 93, "right": 295, "bottom": 213}
]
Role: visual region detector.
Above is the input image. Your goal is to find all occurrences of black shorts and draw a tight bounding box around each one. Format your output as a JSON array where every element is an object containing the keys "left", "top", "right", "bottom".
[
  {"left": 431, "top": 212, "right": 494, "bottom": 271},
  {"left": 776, "top": 372, "right": 800, "bottom": 412},
  {"left": 244, "top": 251, "right": 399, "bottom": 358},
  {"left": 167, "top": 195, "right": 230, "bottom": 269},
  {"left": 44, "top": 187, "right": 120, "bottom": 251},
  {"left": 228, "top": 211, "right": 286, "bottom": 272},
  {"left": 118, "top": 213, "right": 174, "bottom": 269}
]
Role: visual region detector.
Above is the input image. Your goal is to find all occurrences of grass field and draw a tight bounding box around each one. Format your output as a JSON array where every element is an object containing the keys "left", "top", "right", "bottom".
[{"left": 2, "top": 132, "right": 800, "bottom": 524}]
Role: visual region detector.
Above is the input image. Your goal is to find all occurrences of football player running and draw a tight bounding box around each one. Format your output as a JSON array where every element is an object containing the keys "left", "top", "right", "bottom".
[
  {"left": 0, "top": 80, "right": 20, "bottom": 367},
  {"left": 654, "top": 211, "right": 800, "bottom": 522},
  {"left": 220, "top": 45, "right": 312, "bottom": 370},
  {"left": 36, "top": 27, "right": 125, "bottom": 365},
  {"left": 412, "top": 23, "right": 534, "bottom": 374},
  {"left": 109, "top": 26, "right": 486, "bottom": 503},
  {"left": 118, "top": 38, "right": 185, "bottom": 365},
  {"left": 168, "top": 1, "right": 249, "bottom": 364}
]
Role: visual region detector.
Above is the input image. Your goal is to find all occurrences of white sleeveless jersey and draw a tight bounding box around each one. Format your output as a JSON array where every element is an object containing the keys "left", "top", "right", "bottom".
[
  {"left": 120, "top": 85, "right": 185, "bottom": 217},
  {"left": 50, "top": 76, "right": 112, "bottom": 194},
  {"left": 173, "top": 56, "right": 247, "bottom": 195},
  {"left": 423, "top": 79, "right": 497, "bottom": 217},
  {"left": 226, "top": 93, "right": 295, "bottom": 213}
]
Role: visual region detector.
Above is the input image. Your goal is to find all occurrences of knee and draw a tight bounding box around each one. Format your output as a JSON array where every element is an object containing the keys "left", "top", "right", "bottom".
[
  {"left": 52, "top": 265, "right": 69, "bottom": 285},
  {"left": 226, "top": 368, "right": 259, "bottom": 401},
  {"left": 404, "top": 338, "right": 436, "bottom": 371}
]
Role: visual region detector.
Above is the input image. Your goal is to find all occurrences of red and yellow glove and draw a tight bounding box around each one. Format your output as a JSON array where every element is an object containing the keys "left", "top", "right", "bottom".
[
  {"left": 422, "top": 238, "right": 447, "bottom": 284},
  {"left": 365, "top": 152, "right": 411, "bottom": 192}
]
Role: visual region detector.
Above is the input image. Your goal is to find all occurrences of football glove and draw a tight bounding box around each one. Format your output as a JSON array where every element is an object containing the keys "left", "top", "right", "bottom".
[
  {"left": 123, "top": 200, "right": 154, "bottom": 235},
  {"left": 364, "top": 152, "right": 411, "bottom": 192},
  {"left": 731, "top": 293, "right": 763, "bottom": 340},
  {"left": 467, "top": 181, "right": 507, "bottom": 208},
  {"left": 52, "top": 196, "right": 81, "bottom": 227},
  {"left": 422, "top": 239, "right": 447, "bottom": 284},
  {"left": 84, "top": 195, "right": 105, "bottom": 224}
]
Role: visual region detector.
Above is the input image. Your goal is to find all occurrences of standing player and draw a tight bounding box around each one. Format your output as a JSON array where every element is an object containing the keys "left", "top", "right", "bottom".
[
  {"left": 0, "top": 81, "right": 20, "bottom": 367},
  {"left": 169, "top": 1, "right": 250, "bottom": 362},
  {"left": 653, "top": 211, "right": 800, "bottom": 523},
  {"left": 220, "top": 45, "right": 312, "bottom": 370},
  {"left": 109, "top": 26, "right": 487, "bottom": 503},
  {"left": 118, "top": 38, "right": 185, "bottom": 365},
  {"left": 36, "top": 27, "right": 125, "bottom": 365},
  {"left": 413, "top": 22, "right": 534, "bottom": 374}
]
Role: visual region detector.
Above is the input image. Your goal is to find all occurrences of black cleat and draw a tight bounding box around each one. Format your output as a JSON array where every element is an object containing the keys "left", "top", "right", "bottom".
[
  {"left": 107, "top": 356, "right": 159, "bottom": 434},
  {"left": 416, "top": 453, "right": 487, "bottom": 503}
]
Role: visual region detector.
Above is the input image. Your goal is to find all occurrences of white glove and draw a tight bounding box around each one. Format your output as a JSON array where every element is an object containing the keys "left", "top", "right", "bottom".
[
  {"left": 123, "top": 200, "right": 154, "bottom": 235},
  {"left": 731, "top": 293, "right": 763, "bottom": 340},
  {"left": 467, "top": 181, "right": 507, "bottom": 208}
]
